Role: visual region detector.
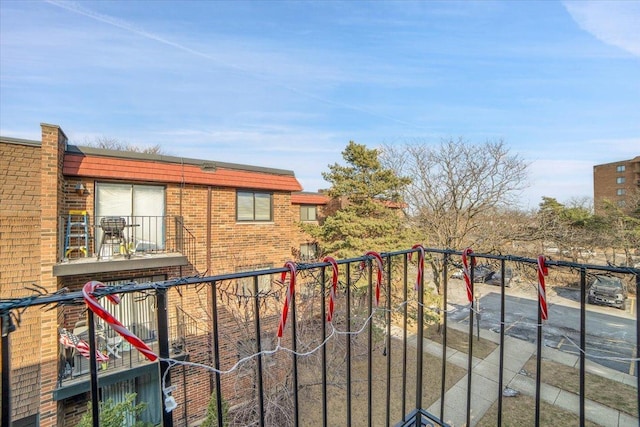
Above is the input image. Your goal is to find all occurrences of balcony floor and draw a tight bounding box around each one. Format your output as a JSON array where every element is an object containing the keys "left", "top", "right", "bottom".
[{"left": 54, "top": 252, "right": 189, "bottom": 276}]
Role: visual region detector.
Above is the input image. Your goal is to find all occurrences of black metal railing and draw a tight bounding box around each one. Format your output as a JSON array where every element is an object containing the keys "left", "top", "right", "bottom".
[
  {"left": 2, "top": 248, "right": 638, "bottom": 427},
  {"left": 58, "top": 215, "right": 196, "bottom": 264}
]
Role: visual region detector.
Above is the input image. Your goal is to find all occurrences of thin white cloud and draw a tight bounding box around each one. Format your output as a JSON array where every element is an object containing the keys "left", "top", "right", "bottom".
[
  {"left": 43, "top": 0, "right": 429, "bottom": 129},
  {"left": 564, "top": 1, "right": 640, "bottom": 57}
]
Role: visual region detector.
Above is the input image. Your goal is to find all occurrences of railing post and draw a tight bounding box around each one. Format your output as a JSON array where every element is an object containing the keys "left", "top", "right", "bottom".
[
  {"left": 1, "top": 314, "right": 13, "bottom": 427},
  {"left": 497, "top": 259, "right": 506, "bottom": 426},
  {"left": 635, "top": 272, "right": 640, "bottom": 421},
  {"left": 415, "top": 260, "right": 424, "bottom": 427},
  {"left": 440, "top": 252, "right": 448, "bottom": 422},
  {"left": 346, "top": 262, "right": 352, "bottom": 425},
  {"left": 252, "top": 276, "right": 265, "bottom": 427},
  {"left": 465, "top": 260, "right": 475, "bottom": 427},
  {"left": 87, "top": 310, "right": 100, "bottom": 427},
  {"left": 210, "top": 281, "right": 224, "bottom": 427},
  {"left": 535, "top": 277, "right": 543, "bottom": 427},
  {"left": 367, "top": 257, "right": 373, "bottom": 427},
  {"left": 579, "top": 268, "right": 587, "bottom": 427},
  {"left": 321, "top": 266, "right": 328, "bottom": 427},
  {"left": 291, "top": 270, "right": 300, "bottom": 427},
  {"left": 401, "top": 254, "right": 408, "bottom": 422},
  {"left": 156, "top": 289, "right": 173, "bottom": 427},
  {"left": 385, "top": 254, "right": 392, "bottom": 427}
]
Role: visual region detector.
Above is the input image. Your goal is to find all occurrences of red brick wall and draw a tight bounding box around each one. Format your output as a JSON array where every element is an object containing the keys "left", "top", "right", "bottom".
[
  {"left": 594, "top": 158, "right": 639, "bottom": 215},
  {"left": 0, "top": 141, "right": 43, "bottom": 422},
  {"left": 2, "top": 130, "right": 308, "bottom": 425},
  {"left": 39, "top": 124, "right": 68, "bottom": 427}
]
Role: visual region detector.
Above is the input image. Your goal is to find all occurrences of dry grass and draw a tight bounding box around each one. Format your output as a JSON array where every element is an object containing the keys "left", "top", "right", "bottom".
[
  {"left": 424, "top": 324, "right": 498, "bottom": 359},
  {"left": 477, "top": 394, "right": 602, "bottom": 427},
  {"left": 522, "top": 357, "right": 638, "bottom": 417},
  {"left": 297, "top": 336, "right": 466, "bottom": 426}
]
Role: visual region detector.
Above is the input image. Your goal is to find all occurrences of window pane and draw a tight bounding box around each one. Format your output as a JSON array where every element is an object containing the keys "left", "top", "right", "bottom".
[
  {"left": 300, "top": 205, "right": 317, "bottom": 221},
  {"left": 132, "top": 185, "right": 165, "bottom": 249},
  {"left": 96, "top": 183, "right": 132, "bottom": 217},
  {"left": 254, "top": 193, "right": 272, "bottom": 221},
  {"left": 237, "top": 192, "right": 254, "bottom": 220},
  {"left": 236, "top": 265, "right": 272, "bottom": 295}
]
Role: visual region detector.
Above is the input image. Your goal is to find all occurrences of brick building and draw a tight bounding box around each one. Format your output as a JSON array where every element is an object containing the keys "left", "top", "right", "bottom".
[
  {"left": 0, "top": 124, "right": 328, "bottom": 426},
  {"left": 593, "top": 156, "right": 640, "bottom": 215}
]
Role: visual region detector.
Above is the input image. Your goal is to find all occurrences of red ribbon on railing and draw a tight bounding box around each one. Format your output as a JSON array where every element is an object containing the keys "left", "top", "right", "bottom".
[
  {"left": 461, "top": 248, "right": 475, "bottom": 303},
  {"left": 276, "top": 262, "right": 297, "bottom": 338},
  {"left": 537, "top": 256, "right": 548, "bottom": 321},
  {"left": 365, "top": 251, "right": 384, "bottom": 306},
  {"left": 410, "top": 244, "right": 425, "bottom": 290},
  {"left": 82, "top": 281, "right": 157, "bottom": 361},
  {"left": 323, "top": 257, "right": 339, "bottom": 322}
]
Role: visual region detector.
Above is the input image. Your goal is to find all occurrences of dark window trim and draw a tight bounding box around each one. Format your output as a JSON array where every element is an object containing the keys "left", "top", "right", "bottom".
[{"left": 236, "top": 191, "right": 273, "bottom": 222}]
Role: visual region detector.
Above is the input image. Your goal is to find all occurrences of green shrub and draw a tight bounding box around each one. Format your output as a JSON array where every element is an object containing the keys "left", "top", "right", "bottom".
[
  {"left": 200, "top": 389, "right": 229, "bottom": 427},
  {"left": 77, "top": 393, "right": 152, "bottom": 427}
]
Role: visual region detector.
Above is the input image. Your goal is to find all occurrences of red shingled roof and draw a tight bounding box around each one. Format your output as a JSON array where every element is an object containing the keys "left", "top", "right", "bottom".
[
  {"left": 291, "top": 192, "right": 330, "bottom": 205},
  {"left": 63, "top": 153, "right": 303, "bottom": 191}
]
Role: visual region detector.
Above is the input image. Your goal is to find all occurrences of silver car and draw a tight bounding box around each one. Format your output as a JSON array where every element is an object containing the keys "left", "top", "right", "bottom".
[{"left": 587, "top": 275, "right": 627, "bottom": 310}]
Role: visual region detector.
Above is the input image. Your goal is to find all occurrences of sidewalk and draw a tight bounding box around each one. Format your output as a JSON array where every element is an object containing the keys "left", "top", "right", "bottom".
[{"left": 391, "top": 321, "right": 638, "bottom": 427}]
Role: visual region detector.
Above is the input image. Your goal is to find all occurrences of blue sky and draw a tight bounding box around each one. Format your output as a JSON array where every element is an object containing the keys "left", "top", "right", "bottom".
[{"left": 1, "top": 0, "right": 638, "bottom": 210}]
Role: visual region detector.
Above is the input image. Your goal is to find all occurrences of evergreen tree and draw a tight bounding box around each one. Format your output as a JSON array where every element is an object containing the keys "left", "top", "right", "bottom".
[{"left": 304, "top": 141, "right": 411, "bottom": 258}]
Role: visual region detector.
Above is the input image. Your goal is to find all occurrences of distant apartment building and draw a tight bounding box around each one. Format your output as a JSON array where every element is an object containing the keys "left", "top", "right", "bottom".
[
  {"left": 0, "top": 124, "right": 328, "bottom": 427},
  {"left": 593, "top": 156, "right": 640, "bottom": 216}
]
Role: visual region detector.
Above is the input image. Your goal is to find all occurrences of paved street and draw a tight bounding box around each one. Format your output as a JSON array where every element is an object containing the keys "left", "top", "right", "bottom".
[{"left": 445, "top": 281, "right": 638, "bottom": 377}]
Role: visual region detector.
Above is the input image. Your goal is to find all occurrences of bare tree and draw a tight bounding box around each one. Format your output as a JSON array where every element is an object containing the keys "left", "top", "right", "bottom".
[
  {"left": 83, "top": 136, "right": 165, "bottom": 155},
  {"left": 381, "top": 138, "right": 529, "bottom": 292}
]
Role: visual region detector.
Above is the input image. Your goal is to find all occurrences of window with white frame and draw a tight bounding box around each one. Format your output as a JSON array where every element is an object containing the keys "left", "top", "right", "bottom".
[
  {"left": 617, "top": 188, "right": 626, "bottom": 196},
  {"left": 95, "top": 183, "right": 166, "bottom": 252},
  {"left": 300, "top": 205, "right": 317, "bottom": 221},
  {"left": 237, "top": 191, "right": 272, "bottom": 221},
  {"left": 236, "top": 264, "right": 273, "bottom": 296},
  {"left": 617, "top": 177, "right": 626, "bottom": 184},
  {"left": 617, "top": 165, "right": 626, "bottom": 172},
  {"left": 299, "top": 243, "right": 318, "bottom": 261}
]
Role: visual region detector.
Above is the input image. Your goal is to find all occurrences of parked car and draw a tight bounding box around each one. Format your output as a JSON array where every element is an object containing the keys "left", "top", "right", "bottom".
[
  {"left": 587, "top": 275, "right": 627, "bottom": 310},
  {"left": 485, "top": 267, "right": 514, "bottom": 287},
  {"left": 450, "top": 264, "right": 495, "bottom": 283}
]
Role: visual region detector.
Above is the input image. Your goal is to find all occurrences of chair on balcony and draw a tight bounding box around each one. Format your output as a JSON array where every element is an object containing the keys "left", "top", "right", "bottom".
[{"left": 103, "top": 327, "right": 123, "bottom": 358}]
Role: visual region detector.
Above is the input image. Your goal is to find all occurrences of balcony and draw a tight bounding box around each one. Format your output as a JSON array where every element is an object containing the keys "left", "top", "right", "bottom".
[
  {"left": 53, "top": 306, "right": 199, "bottom": 401},
  {"left": 2, "top": 248, "right": 638, "bottom": 426},
  {"left": 54, "top": 215, "right": 195, "bottom": 276}
]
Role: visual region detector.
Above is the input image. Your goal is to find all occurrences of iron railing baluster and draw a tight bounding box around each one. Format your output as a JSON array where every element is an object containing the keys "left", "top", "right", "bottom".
[
  {"left": 87, "top": 310, "right": 100, "bottom": 427},
  {"left": 498, "top": 259, "right": 506, "bottom": 427},
  {"left": 440, "top": 252, "right": 448, "bottom": 422},
  {"left": 157, "top": 289, "right": 173, "bottom": 427},
  {"left": 368, "top": 257, "right": 373, "bottom": 427},
  {"left": 210, "top": 281, "right": 224, "bottom": 427},
  {"left": 386, "top": 255, "right": 392, "bottom": 427},
  {"left": 346, "top": 261, "right": 352, "bottom": 426},
  {"left": 401, "top": 253, "right": 408, "bottom": 423},
  {"left": 253, "top": 276, "right": 265, "bottom": 427},
  {"left": 466, "top": 259, "right": 475, "bottom": 427},
  {"left": 321, "top": 266, "right": 328, "bottom": 427}
]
